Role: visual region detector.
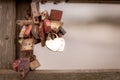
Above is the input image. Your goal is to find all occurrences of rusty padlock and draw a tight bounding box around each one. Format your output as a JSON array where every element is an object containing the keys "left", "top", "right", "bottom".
[
  {"left": 43, "top": 19, "right": 51, "bottom": 33},
  {"left": 41, "top": 10, "right": 49, "bottom": 20},
  {"left": 31, "top": 1, "right": 40, "bottom": 17},
  {"left": 50, "top": 20, "right": 63, "bottom": 33},
  {"left": 21, "top": 38, "right": 34, "bottom": 52},
  {"left": 31, "top": 24, "right": 39, "bottom": 39},
  {"left": 30, "top": 59, "right": 40, "bottom": 70},
  {"left": 24, "top": 24, "right": 32, "bottom": 37}
]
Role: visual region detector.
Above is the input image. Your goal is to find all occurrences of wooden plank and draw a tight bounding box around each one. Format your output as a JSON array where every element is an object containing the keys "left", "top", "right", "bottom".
[{"left": 0, "top": 0, "right": 16, "bottom": 69}]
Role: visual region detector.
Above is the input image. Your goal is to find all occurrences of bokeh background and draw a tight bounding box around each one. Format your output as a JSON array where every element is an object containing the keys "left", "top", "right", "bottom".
[{"left": 34, "top": 3, "right": 120, "bottom": 70}]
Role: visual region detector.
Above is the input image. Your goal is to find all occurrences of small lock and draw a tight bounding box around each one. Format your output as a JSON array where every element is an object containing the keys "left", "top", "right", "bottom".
[
  {"left": 18, "top": 58, "right": 30, "bottom": 78},
  {"left": 59, "top": 27, "right": 66, "bottom": 35},
  {"left": 31, "top": 2, "right": 40, "bottom": 17},
  {"left": 21, "top": 38, "right": 34, "bottom": 52},
  {"left": 30, "top": 59, "right": 40, "bottom": 70},
  {"left": 41, "top": 10, "right": 49, "bottom": 20},
  {"left": 31, "top": 24, "right": 39, "bottom": 39},
  {"left": 24, "top": 24, "right": 32, "bottom": 37}
]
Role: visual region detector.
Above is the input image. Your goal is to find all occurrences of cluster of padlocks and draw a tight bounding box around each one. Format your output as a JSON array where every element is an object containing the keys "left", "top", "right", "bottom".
[{"left": 12, "top": 1, "right": 66, "bottom": 78}]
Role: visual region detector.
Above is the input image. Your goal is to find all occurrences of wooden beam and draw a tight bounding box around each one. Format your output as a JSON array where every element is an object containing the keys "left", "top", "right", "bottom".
[{"left": 0, "top": 0, "right": 16, "bottom": 69}]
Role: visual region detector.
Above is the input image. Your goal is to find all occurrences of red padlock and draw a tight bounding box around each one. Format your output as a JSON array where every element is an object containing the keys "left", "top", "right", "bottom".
[
  {"left": 24, "top": 24, "right": 32, "bottom": 37},
  {"left": 50, "top": 9, "right": 63, "bottom": 21},
  {"left": 12, "top": 60, "right": 21, "bottom": 72},
  {"left": 43, "top": 19, "right": 51, "bottom": 33}
]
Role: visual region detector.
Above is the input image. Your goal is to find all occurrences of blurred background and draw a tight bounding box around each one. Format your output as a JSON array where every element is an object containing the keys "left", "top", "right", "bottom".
[{"left": 34, "top": 3, "right": 120, "bottom": 70}]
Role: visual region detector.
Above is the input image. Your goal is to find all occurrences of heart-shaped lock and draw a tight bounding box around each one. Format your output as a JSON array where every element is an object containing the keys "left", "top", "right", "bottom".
[
  {"left": 57, "top": 38, "right": 65, "bottom": 52},
  {"left": 45, "top": 33, "right": 63, "bottom": 51}
]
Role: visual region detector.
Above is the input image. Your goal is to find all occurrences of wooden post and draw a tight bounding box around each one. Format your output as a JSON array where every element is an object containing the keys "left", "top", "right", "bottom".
[{"left": 0, "top": 0, "right": 16, "bottom": 69}]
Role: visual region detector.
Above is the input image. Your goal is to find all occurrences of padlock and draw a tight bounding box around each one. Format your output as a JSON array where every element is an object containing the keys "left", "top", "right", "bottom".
[
  {"left": 41, "top": 10, "right": 49, "bottom": 20},
  {"left": 24, "top": 24, "right": 32, "bottom": 37},
  {"left": 45, "top": 33, "right": 65, "bottom": 51},
  {"left": 12, "top": 60, "right": 21, "bottom": 72},
  {"left": 43, "top": 19, "right": 51, "bottom": 33},
  {"left": 18, "top": 58, "right": 30, "bottom": 78},
  {"left": 39, "top": 22, "right": 45, "bottom": 47},
  {"left": 50, "top": 20, "right": 63, "bottom": 33},
  {"left": 30, "top": 59, "right": 40, "bottom": 70},
  {"left": 21, "top": 38, "right": 34, "bottom": 51},
  {"left": 31, "top": 1, "right": 40, "bottom": 24},
  {"left": 50, "top": 9, "right": 63, "bottom": 21},
  {"left": 31, "top": 1, "right": 40, "bottom": 17},
  {"left": 31, "top": 24, "right": 39, "bottom": 39},
  {"left": 16, "top": 20, "right": 32, "bottom": 26},
  {"left": 59, "top": 27, "right": 66, "bottom": 35},
  {"left": 19, "top": 26, "right": 26, "bottom": 38}
]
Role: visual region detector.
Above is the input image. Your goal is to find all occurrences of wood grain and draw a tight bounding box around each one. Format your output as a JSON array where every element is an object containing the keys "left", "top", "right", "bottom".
[{"left": 0, "top": 0, "right": 16, "bottom": 69}]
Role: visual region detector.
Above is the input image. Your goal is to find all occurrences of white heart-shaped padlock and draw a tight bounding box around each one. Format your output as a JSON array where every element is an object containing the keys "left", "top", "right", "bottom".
[
  {"left": 45, "top": 33, "right": 63, "bottom": 51},
  {"left": 57, "top": 38, "right": 65, "bottom": 52}
]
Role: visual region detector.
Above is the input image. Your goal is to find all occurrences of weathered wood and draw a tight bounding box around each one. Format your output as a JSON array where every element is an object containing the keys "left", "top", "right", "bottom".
[
  {"left": 0, "top": 0, "right": 16, "bottom": 69},
  {"left": 1, "top": 70, "right": 120, "bottom": 80}
]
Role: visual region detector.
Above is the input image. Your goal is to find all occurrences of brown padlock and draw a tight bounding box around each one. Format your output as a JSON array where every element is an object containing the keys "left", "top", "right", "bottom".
[
  {"left": 30, "top": 59, "right": 40, "bottom": 70},
  {"left": 50, "top": 20, "right": 63, "bottom": 33},
  {"left": 41, "top": 10, "right": 49, "bottom": 20},
  {"left": 31, "top": 1, "right": 40, "bottom": 17},
  {"left": 31, "top": 24, "right": 39, "bottom": 39},
  {"left": 31, "top": 1, "right": 40, "bottom": 24},
  {"left": 21, "top": 38, "right": 34, "bottom": 52}
]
